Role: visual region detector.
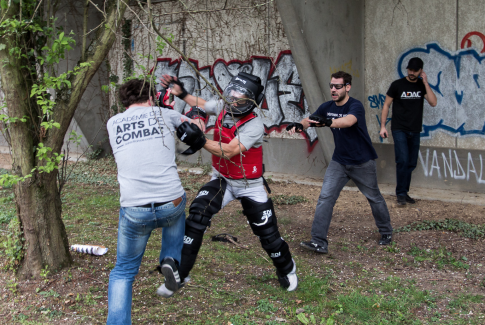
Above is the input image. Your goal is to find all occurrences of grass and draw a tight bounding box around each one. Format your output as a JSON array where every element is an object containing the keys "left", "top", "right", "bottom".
[
  {"left": 0, "top": 157, "right": 484, "bottom": 324},
  {"left": 0, "top": 192, "right": 16, "bottom": 224},
  {"left": 395, "top": 218, "right": 485, "bottom": 239},
  {"left": 408, "top": 245, "right": 471, "bottom": 270},
  {"left": 271, "top": 194, "right": 308, "bottom": 205}
]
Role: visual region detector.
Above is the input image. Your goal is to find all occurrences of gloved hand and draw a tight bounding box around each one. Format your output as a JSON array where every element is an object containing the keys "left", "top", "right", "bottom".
[
  {"left": 285, "top": 122, "right": 304, "bottom": 133},
  {"left": 160, "top": 74, "right": 188, "bottom": 99},
  {"left": 176, "top": 121, "right": 207, "bottom": 155},
  {"left": 171, "top": 78, "right": 188, "bottom": 99},
  {"left": 309, "top": 114, "right": 332, "bottom": 127}
]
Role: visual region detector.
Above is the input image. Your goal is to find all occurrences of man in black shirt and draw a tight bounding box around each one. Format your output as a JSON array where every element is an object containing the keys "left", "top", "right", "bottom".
[
  {"left": 380, "top": 57, "right": 437, "bottom": 205},
  {"left": 287, "top": 71, "right": 393, "bottom": 252}
]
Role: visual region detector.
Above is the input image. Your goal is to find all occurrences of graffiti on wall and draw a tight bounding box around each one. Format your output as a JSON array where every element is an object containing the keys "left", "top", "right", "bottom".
[
  {"left": 369, "top": 33, "right": 485, "bottom": 141},
  {"left": 419, "top": 148, "right": 485, "bottom": 184},
  {"left": 461, "top": 31, "right": 485, "bottom": 53},
  {"left": 329, "top": 59, "right": 360, "bottom": 78},
  {"left": 152, "top": 51, "right": 319, "bottom": 151}
]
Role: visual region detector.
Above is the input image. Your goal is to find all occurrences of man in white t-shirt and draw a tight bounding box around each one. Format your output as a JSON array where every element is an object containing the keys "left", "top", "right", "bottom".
[
  {"left": 106, "top": 79, "right": 190, "bottom": 324},
  {"left": 156, "top": 72, "right": 298, "bottom": 297}
]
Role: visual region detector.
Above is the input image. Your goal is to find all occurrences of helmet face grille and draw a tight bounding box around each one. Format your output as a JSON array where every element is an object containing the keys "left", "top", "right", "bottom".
[{"left": 222, "top": 83, "right": 256, "bottom": 116}]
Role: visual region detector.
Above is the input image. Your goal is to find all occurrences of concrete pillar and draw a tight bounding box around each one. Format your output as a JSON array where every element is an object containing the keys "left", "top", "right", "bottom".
[{"left": 276, "top": 0, "right": 365, "bottom": 166}]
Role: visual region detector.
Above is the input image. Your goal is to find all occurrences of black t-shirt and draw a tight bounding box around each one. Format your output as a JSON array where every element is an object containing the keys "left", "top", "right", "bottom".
[
  {"left": 314, "top": 97, "right": 378, "bottom": 165},
  {"left": 386, "top": 77, "right": 427, "bottom": 132}
]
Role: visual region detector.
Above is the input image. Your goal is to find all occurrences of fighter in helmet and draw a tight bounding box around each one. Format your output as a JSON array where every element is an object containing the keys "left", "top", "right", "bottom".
[{"left": 157, "top": 72, "right": 298, "bottom": 296}]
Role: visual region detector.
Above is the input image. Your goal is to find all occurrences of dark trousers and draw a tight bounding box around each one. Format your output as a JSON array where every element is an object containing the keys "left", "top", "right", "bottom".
[
  {"left": 311, "top": 160, "right": 393, "bottom": 247},
  {"left": 392, "top": 130, "right": 420, "bottom": 197}
]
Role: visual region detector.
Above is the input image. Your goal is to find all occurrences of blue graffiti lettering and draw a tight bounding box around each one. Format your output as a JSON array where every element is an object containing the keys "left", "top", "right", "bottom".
[
  {"left": 421, "top": 119, "right": 485, "bottom": 137},
  {"left": 473, "top": 74, "right": 480, "bottom": 88},
  {"left": 398, "top": 42, "right": 485, "bottom": 138},
  {"left": 367, "top": 93, "right": 386, "bottom": 109},
  {"left": 429, "top": 71, "right": 443, "bottom": 96}
]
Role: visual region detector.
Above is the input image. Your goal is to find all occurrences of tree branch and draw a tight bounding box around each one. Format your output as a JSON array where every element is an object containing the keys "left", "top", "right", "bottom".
[{"left": 82, "top": 0, "right": 90, "bottom": 61}]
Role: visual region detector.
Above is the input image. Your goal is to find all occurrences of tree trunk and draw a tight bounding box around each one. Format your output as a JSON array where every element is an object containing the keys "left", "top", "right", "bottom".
[
  {"left": 0, "top": 0, "right": 128, "bottom": 279},
  {"left": 15, "top": 172, "right": 71, "bottom": 279}
]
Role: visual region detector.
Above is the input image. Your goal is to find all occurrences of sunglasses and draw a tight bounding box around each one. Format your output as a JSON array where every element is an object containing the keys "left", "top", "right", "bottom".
[{"left": 329, "top": 83, "right": 349, "bottom": 90}]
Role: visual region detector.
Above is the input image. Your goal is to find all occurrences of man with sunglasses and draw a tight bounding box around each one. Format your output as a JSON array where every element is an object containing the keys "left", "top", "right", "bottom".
[
  {"left": 287, "top": 71, "right": 393, "bottom": 254},
  {"left": 156, "top": 72, "right": 298, "bottom": 297},
  {"left": 379, "top": 57, "right": 437, "bottom": 206}
]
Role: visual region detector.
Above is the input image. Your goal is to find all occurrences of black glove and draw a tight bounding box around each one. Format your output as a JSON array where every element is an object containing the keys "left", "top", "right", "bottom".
[
  {"left": 176, "top": 121, "right": 206, "bottom": 155},
  {"left": 309, "top": 114, "right": 332, "bottom": 127},
  {"left": 171, "top": 78, "right": 188, "bottom": 100},
  {"left": 285, "top": 122, "right": 304, "bottom": 133}
]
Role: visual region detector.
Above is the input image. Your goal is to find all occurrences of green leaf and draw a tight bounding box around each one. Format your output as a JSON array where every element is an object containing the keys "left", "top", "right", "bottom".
[
  {"left": 0, "top": 44, "right": 6, "bottom": 51},
  {"left": 297, "top": 313, "right": 310, "bottom": 325}
]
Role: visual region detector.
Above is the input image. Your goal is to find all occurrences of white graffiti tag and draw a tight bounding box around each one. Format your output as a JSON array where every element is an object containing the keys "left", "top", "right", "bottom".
[{"left": 152, "top": 52, "right": 319, "bottom": 148}]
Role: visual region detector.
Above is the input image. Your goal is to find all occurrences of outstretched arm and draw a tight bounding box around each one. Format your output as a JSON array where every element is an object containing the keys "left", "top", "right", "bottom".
[
  {"left": 160, "top": 74, "right": 207, "bottom": 108},
  {"left": 286, "top": 114, "right": 356, "bottom": 135}
]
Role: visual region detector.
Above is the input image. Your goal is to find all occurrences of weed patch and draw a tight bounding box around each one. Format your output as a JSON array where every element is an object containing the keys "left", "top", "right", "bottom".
[
  {"left": 63, "top": 156, "right": 118, "bottom": 186},
  {"left": 408, "top": 245, "right": 470, "bottom": 270},
  {"left": 271, "top": 194, "right": 308, "bottom": 205},
  {"left": 0, "top": 216, "right": 24, "bottom": 271},
  {"left": 395, "top": 218, "right": 485, "bottom": 239}
]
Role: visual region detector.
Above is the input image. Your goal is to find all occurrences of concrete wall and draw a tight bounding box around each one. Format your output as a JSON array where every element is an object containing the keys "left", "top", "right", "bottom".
[
  {"left": 105, "top": 0, "right": 331, "bottom": 178},
  {"left": 103, "top": 0, "right": 485, "bottom": 193},
  {"left": 365, "top": 0, "right": 485, "bottom": 192},
  {"left": 59, "top": 0, "right": 110, "bottom": 155}
]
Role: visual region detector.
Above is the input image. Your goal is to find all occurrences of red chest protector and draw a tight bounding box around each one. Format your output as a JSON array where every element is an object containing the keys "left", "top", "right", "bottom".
[{"left": 212, "top": 111, "right": 263, "bottom": 179}]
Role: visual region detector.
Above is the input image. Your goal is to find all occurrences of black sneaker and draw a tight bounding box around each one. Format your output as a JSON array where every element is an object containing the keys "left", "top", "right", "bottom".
[
  {"left": 379, "top": 234, "right": 392, "bottom": 245},
  {"left": 300, "top": 241, "right": 328, "bottom": 254},
  {"left": 397, "top": 196, "right": 406, "bottom": 205},
  {"left": 405, "top": 195, "right": 416, "bottom": 204},
  {"left": 160, "top": 257, "right": 181, "bottom": 292}
]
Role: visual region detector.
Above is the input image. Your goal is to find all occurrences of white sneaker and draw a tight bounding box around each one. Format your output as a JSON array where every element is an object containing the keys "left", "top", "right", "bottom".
[
  {"left": 277, "top": 259, "right": 298, "bottom": 292},
  {"left": 156, "top": 276, "right": 190, "bottom": 298},
  {"left": 286, "top": 260, "right": 298, "bottom": 292}
]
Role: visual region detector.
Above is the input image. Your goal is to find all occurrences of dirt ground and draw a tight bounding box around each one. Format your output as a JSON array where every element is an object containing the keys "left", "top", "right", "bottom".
[
  {"left": 1, "top": 171, "right": 484, "bottom": 324},
  {"left": 269, "top": 180, "right": 485, "bottom": 293}
]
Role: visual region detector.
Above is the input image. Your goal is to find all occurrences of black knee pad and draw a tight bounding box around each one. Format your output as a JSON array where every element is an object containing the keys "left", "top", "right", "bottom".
[
  {"left": 241, "top": 197, "right": 293, "bottom": 275},
  {"left": 241, "top": 197, "right": 277, "bottom": 237},
  {"left": 189, "top": 178, "right": 227, "bottom": 218},
  {"left": 179, "top": 178, "right": 227, "bottom": 279}
]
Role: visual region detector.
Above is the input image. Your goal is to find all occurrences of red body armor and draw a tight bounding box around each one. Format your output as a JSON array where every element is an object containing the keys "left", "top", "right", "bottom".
[{"left": 212, "top": 111, "right": 263, "bottom": 179}]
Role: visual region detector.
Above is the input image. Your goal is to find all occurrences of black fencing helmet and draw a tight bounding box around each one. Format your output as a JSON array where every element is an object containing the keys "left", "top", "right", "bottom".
[{"left": 222, "top": 72, "right": 265, "bottom": 117}]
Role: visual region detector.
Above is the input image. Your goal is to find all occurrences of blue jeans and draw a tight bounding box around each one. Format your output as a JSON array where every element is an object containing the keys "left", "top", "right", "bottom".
[
  {"left": 392, "top": 130, "right": 420, "bottom": 197},
  {"left": 311, "top": 160, "right": 392, "bottom": 247},
  {"left": 107, "top": 194, "right": 186, "bottom": 325}
]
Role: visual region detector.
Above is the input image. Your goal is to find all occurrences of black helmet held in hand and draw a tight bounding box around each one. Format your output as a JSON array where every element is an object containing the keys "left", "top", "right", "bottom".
[{"left": 223, "top": 72, "right": 265, "bottom": 117}]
